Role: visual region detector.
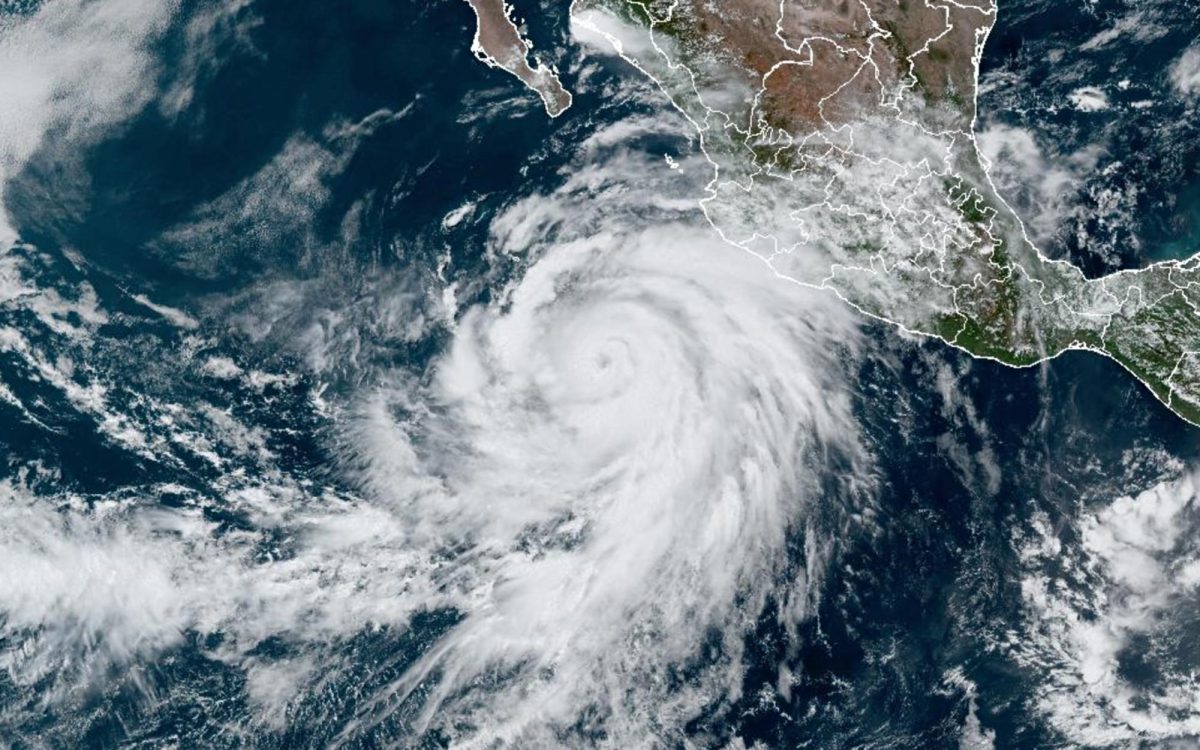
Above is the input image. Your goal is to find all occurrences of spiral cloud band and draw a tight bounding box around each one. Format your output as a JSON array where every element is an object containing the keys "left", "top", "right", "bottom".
[
  {"left": 0, "top": 86, "right": 869, "bottom": 743},
  {"left": 341, "top": 138, "right": 871, "bottom": 742}
]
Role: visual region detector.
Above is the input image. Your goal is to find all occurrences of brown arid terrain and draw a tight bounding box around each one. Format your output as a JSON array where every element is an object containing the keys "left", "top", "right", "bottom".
[
  {"left": 463, "top": 0, "right": 573, "bottom": 116},
  {"left": 634, "top": 0, "right": 989, "bottom": 137},
  {"left": 569, "top": 0, "right": 1200, "bottom": 427}
]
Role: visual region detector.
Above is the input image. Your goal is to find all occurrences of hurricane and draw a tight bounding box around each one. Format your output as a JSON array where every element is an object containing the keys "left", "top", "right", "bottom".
[
  {"left": 0, "top": 90, "right": 870, "bottom": 744},
  {"left": 333, "top": 133, "right": 872, "bottom": 742},
  {"left": 8, "top": 0, "right": 1200, "bottom": 746}
]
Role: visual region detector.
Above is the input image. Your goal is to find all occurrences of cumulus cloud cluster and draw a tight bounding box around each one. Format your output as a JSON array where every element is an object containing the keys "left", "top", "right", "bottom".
[
  {"left": 1172, "top": 46, "right": 1200, "bottom": 99},
  {"left": 0, "top": 10, "right": 869, "bottom": 738},
  {"left": 0, "top": 0, "right": 178, "bottom": 241},
  {"left": 338, "top": 158, "right": 867, "bottom": 741},
  {"left": 1014, "top": 470, "right": 1200, "bottom": 746}
]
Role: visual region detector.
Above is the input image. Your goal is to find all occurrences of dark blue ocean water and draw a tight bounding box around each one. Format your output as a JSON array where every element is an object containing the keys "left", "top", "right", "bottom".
[
  {"left": 978, "top": 0, "right": 1200, "bottom": 275},
  {"left": 1, "top": 0, "right": 1199, "bottom": 747}
]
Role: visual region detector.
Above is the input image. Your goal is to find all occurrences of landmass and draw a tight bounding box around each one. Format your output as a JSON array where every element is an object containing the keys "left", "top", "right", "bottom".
[
  {"left": 567, "top": 0, "right": 1200, "bottom": 426},
  {"left": 463, "top": 0, "right": 573, "bottom": 117}
]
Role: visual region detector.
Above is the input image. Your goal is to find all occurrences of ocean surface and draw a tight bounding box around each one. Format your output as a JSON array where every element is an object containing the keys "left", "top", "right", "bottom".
[{"left": 0, "top": 0, "right": 1198, "bottom": 747}]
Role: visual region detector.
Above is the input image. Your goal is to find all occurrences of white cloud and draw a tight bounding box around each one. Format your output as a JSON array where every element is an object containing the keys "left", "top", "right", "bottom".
[
  {"left": 130, "top": 292, "right": 200, "bottom": 329},
  {"left": 157, "top": 0, "right": 260, "bottom": 117},
  {"left": 1014, "top": 471, "right": 1200, "bottom": 745},
  {"left": 977, "top": 123, "right": 1117, "bottom": 263},
  {"left": 0, "top": 0, "right": 180, "bottom": 242},
  {"left": 977, "top": 124, "right": 1083, "bottom": 242},
  {"left": 1171, "top": 46, "right": 1200, "bottom": 99},
  {"left": 0, "top": 492, "right": 206, "bottom": 692},
  {"left": 570, "top": 5, "right": 658, "bottom": 60},
  {"left": 1080, "top": 13, "right": 1167, "bottom": 52},
  {"left": 334, "top": 130, "right": 869, "bottom": 740},
  {"left": 0, "top": 117, "right": 871, "bottom": 744},
  {"left": 1069, "top": 85, "right": 1110, "bottom": 112}
]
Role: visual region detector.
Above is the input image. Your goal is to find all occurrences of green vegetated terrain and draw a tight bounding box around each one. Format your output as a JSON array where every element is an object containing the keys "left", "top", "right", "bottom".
[{"left": 575, "top": 0, "right": 1200, "bottom": 426}]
